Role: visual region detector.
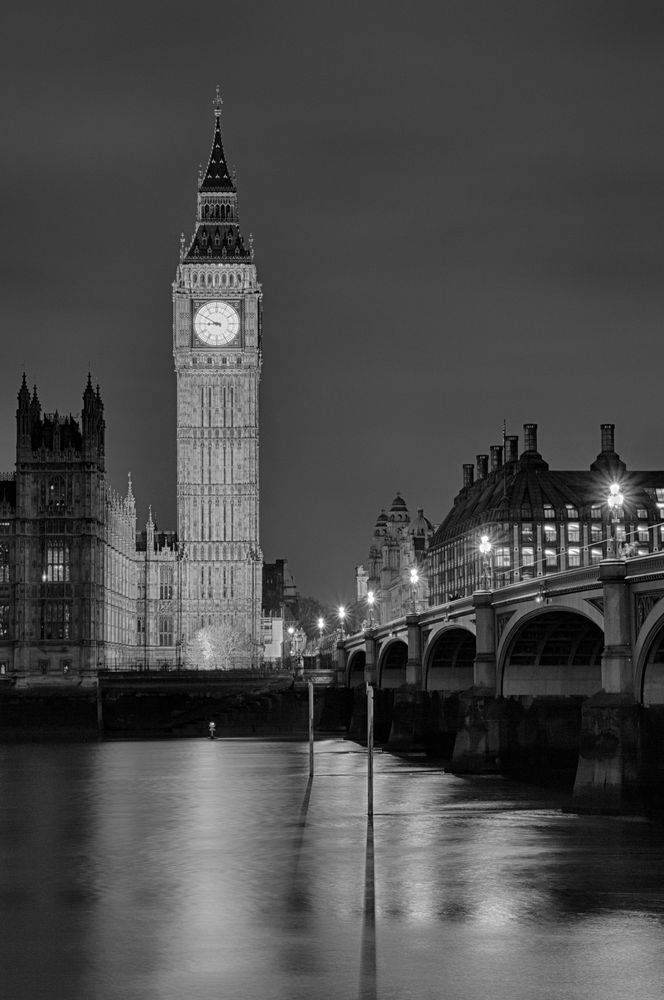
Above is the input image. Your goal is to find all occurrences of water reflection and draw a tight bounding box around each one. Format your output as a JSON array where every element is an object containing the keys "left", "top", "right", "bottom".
[{"left": 0, "top": 740, "right": 663, "bottom": 1000}]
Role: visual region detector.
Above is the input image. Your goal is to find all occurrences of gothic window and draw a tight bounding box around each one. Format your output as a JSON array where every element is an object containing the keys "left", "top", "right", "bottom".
[
  {"left": 214, "top": 231, "right": 221, "bottom": 247},
  {"left": 158, "top": 616, "right": 173, "bottom": 646},
  {"left": 207, "top": 273, "right": 212, "bottom": 286},
  {"left": 543, "top": 504, "right": 555, "bottom": 519},
  {"left": 41, "top": 602, "right": 71, "bottom": 640},
  {"left": 45, "top": 540, "right": 69, "bottom": 582},
  {"left": 192, "top": 273, "right": 198, "bottom": 285},
  {"left": 203, "top": 204, "right": 210, "bottom": 218},
  {"left": 215, "top": 205, "right": 221, "bottom": 219},
  {"left": 229, "top": 274, "right": 234, "bottom": 286},
  {"left": 48, "top": 476, "right": 66, "bottom": 511},
  {"left": 159, "top": 565, "right": 173, "bottom": 600},
  {"left": 137, "top": 616, "right": 144, "bottom": 636},
  {"left": 0, "top": 542, "right": 9, "bottom": 583},
  {"left": 201, "top": 231, "right": 208, "bottom": 245},
  {"left": 0, "top": 604, "right": 9, "bottom": 638}
]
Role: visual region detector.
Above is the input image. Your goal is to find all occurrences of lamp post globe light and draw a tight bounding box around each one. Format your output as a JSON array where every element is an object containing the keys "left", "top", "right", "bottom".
[
  {"left": 607, "top": 482, "right": 624, "bottom": 557},
  {"left": 338, "top": 605, "right": 346, "bottom": 638},
  {"left": 367, "top": 590, "right": 375, "bottom": 628},
  {"left": 479, "top": 534, "right": 492, "bottom": 589}
]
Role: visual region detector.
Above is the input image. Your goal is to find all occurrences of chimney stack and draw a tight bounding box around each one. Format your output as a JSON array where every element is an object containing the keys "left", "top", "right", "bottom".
[
  {"left": 463, "top": 464, "right": 474, "bottom": 488},
  {"left": 523, "top": 423, "right": 538, "bottom": 453},
  {"left": 476, "top": 454, "right": 488, "bottom": 480},
  {"left": 490, "top": 445, "right": 503, "bottom": 472},
  {"left": 505, "top": 435, "right": 519, "bottom": 463},
  {"left": 601, "top": 423, "right": 615, "bottom": 453}
]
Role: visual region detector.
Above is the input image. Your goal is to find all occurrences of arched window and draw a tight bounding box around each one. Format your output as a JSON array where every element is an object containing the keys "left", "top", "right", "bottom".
[
  {"left": 213, "top": 273, "right": 218, "bottom": 286},
  {"left": 192, "top": 272, "right": 198, "bottom": 285},
  {"left": 206, "top": 273, "right": 212, "bottom": 287},
  {"left": 221, "top": 273, "right": 227, "bottom": 286},
  {"left": 215, "top": 205, "right": 221, "bottom": 218},
  {"left": 203, "top": 204, "right": 209, "bottom": 219},
  {"left": 229, "top": 274, "right": 234, "bottom": 287},
  {"left": 47, "top": 476, "right": 66, "bottom": 512}
]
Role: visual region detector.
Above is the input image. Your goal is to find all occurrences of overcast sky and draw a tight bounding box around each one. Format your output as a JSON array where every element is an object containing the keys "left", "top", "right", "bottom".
[{"left": 2, "top": 1, "right": 664, "bottom": 606}]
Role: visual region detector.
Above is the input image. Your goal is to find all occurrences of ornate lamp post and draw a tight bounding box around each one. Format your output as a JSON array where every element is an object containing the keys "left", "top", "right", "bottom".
[
  {"left": 607, "top": 482, "right": 624, "bottom": 557},
  {"left": 338, "top": 605, "right": 346, "bottom": 638},
  {"left": 479, "top": 534, "right": 492, "bottom": 589},
  {"left": 409, "top": 567, "right": 419, "bottom": 613},
  {"left": 287, "top": 624, "right": 306, "bottom": 678}
]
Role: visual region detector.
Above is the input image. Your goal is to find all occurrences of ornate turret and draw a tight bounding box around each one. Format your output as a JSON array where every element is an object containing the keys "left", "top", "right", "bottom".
[
  {"left": 183, "top": 87, "right": 251, "bottom": 263},
  {"left": 82, "top": 374, "right": 105, "bottom": 466}
]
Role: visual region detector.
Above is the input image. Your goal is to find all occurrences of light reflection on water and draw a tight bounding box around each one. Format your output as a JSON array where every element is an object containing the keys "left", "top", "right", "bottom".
[{"left": 1, "top": 739, "right": 664, "bottom": 1000}]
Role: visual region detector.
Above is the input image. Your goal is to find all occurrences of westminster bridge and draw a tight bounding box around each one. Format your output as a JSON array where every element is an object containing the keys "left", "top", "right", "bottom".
[{"left": 337, "top": 553, "right": 664, "bottom": 814}]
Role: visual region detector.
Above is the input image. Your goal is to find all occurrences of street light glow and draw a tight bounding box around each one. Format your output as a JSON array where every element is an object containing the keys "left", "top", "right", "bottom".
[
  {"left": 367, "top": 590, "right": 375, "bottom": 607},
  {"left": 410, "top": 568, "right": 419, "bottom": 586},
  {"left": 338, "top": 605, "right": 346, "bottom": 620},
  {"left": 479, "top": 534, "right": 492, "bottom": 556}
]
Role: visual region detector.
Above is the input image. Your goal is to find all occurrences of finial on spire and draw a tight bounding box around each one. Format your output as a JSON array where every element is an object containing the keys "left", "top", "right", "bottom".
[{"left": 213, "top": 85, "right": 223, "bottom": 118}]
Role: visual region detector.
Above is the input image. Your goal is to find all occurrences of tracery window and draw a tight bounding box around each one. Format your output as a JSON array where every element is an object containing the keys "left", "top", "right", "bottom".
[{"left": 45, "top": 540, "right": 70, "bottom": 582}]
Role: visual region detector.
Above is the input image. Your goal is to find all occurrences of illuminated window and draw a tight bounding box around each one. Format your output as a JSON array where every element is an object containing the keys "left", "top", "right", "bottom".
[
  {"left": 638, "top": 526, "right": 649, "bottom": 543},
  {"left": 590, "top": 547, "right": 603, "bottom": 564},
  {"left": 567, "top": 523, "right": 580, "bottom": 543},
  {"left": 656, "top": 489, "right": 664, "bottom": 503},
  {"left": 591, "top": 524, "right": 603, "bottom": 543},
  {"left": 521, "top": 523, "right": 533, "bottom": 543},
  {"left": 568, "top": 548, "right": 581, "bottom": 567},
  {"left": 0, "top": 542, "right": 9, "bottom": 583},
  {"left": 522, "top": 547, "right": 535, "bottom": 566},
  {"left": 591, "top": 505, "right": 602, "bottom": 519},
  {"left": 494, "top": 546, "right": 510, "bottom": 568},
  {"left": 0, "top": 604, "right": 9, "bottom": 638},
  {"left": 45, "top": 540, "right": 69, "bottom": 582},
  {"left": 565, "top": 505, "right": 578, "bottom": 518},
  {"left": 544, "top": 524, "right": 557, "bottom": 543},
  {"left": 544, "top": 549, "right": 557, "bottom": 568},
  {"left": 637, "top": 508, "right": 648, "bottom": 519},
  {"left": 543, "top": 505, "right": 555, "bottom": 519}
]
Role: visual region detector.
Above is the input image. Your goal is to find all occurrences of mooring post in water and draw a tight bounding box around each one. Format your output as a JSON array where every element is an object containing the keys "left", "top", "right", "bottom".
[
  {"left": 96, "top": 679, "right": 104, "bottom": 740},
  {"left": 308, "top": 679, "right": 314, "bottom": 778},
  {"left": 208, "top": 721, "right": 216, "bottom": 740},
  {"left": 366, "top": 682, "right": 374, "bottom": 822}
]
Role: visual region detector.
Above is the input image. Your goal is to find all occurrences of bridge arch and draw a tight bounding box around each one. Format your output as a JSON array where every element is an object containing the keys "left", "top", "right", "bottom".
[
  {"left": 499, "top": 607, "right": 604, "bottom": 697},
  {"left": 634, "top": 606, "right": 664, "bottom": 704},
  {"left": 423, "top": 626, "right": 476, "bottom": 692},
  {"left": 346, "top": 649, "right": 366, "bottom": 688},
  {"left": 377, "top": 639, "right": 408, "bottom": 689}
]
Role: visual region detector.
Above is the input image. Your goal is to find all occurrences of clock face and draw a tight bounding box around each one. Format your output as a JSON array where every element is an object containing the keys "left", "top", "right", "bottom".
[{"left": 194, "top": 301, "right": 240, "bottom": 346}]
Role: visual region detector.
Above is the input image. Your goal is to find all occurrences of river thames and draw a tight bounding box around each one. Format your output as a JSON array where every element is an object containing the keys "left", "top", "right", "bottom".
[{"left": 1, "top": 739, "right": 663, "bottom": 1000}]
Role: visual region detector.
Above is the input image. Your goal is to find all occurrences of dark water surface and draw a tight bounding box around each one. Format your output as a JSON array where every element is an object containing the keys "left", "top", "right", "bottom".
[{"left": 1, "top": 739, "right": 664, "bottom": 1000}]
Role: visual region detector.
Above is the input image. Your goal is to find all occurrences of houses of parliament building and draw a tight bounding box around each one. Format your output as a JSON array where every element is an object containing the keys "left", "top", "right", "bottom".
[{"left": 0, "top": 93, "right": 264, "bottom": 681}]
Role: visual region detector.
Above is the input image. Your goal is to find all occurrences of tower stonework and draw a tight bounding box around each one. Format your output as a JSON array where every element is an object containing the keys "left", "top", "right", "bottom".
[{"left": 173, "top": 91, "right": 263, "bottom": 665}]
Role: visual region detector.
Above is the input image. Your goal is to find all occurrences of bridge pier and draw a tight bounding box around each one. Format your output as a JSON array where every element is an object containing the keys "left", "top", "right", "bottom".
[
  {"left": 573, "top": 559, "right": 645, "bottom": 813},
  {"left": 449, "top": 590, "right": 501, "bottom": 772}
]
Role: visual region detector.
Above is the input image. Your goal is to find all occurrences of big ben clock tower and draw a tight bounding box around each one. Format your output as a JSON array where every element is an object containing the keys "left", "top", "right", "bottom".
[{"left": 173, "top": 89, "right": 262, "bottom": 665}]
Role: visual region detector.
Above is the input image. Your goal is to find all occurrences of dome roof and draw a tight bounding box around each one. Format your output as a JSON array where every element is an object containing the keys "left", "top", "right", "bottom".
[
  {"left": 390, "top": 493, "right": 408, "bottom": 512},
  {"left": 410, "top": 507, "right": 433, "bottom": 536}
]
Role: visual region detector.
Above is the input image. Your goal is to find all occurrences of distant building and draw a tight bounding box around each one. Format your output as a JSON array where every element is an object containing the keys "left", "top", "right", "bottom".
[
  {"left": 358, "top": 493, "right": 436, "bottom": 624},
  {"left": 427, "top": 423, "right": 664, "bottom": 605}
]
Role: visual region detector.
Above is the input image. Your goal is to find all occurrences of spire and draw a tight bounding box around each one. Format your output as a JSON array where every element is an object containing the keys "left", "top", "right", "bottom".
[
  {"left": 17, "top": 373, "right": 30, "bottom": 409},
  {"left": 127, "top": 472, "right": 134, "bottom": 504},
  {"left": 200, "top": 85, "right": 235, "bottom": 192},
  {"left": 182, "top": 90, "right": 252, "bottom": 264}
]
